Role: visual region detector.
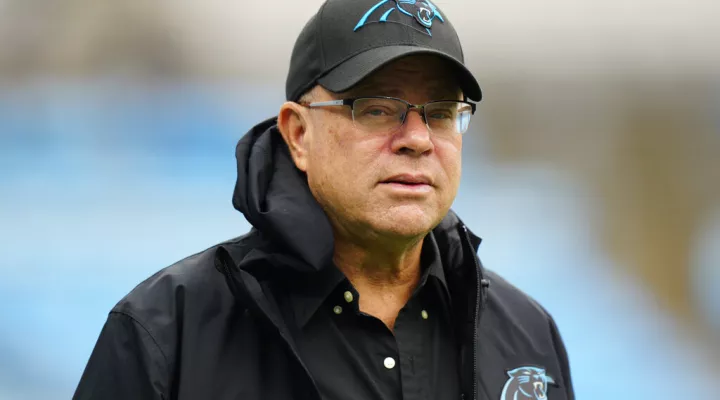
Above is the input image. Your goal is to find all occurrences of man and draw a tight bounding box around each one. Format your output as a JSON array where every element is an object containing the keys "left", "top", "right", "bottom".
[{"left": 74, "top": 0, "right": 575, "bottom": 399}]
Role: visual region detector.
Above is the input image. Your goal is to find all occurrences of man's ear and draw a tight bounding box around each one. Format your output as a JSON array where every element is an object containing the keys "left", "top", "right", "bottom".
[{"left": 277, "top": 102, "right": 311, "bottom": 172}]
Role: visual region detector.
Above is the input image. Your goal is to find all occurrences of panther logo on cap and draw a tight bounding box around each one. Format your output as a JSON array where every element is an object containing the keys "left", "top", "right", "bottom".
[{"left": 354, "top": 0, "right": 444, "bottom": 36}]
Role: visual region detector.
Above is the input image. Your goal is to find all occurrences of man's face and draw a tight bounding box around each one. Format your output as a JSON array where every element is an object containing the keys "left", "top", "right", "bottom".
[{"left": 299, "top": 55, "right": 464, "bottom": 243}]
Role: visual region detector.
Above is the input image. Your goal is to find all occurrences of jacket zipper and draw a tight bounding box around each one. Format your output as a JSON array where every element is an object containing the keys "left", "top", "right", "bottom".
[{"left": 461, "top": 225, "right": 488, "bottom": 400}]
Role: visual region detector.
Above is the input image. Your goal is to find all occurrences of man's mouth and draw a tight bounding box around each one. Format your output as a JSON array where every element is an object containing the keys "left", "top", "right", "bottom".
[
  {"left": 381, "top": 174, "right": 432, "bottom": 186},
  {"left": 380, "top": 174, "right": 433, "bottom": 193}
]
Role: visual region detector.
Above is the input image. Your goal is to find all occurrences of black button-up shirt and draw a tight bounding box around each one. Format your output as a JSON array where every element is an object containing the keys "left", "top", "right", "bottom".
[{"left": 289, "top": 235, "right": 460, "bottom": 400}]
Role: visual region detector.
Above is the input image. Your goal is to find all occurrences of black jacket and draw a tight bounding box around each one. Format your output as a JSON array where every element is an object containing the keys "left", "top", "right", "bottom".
[{"left": 74, "top": 118, "right": 575, "bottom": 400}]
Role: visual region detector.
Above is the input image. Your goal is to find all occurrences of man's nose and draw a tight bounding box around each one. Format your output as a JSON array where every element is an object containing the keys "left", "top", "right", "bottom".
[
  {"left": 391, "top": 111, "right": 434, "bottom": 155},
  {"left": 404, "top": 110, "right": 427, "bottom": 132}
]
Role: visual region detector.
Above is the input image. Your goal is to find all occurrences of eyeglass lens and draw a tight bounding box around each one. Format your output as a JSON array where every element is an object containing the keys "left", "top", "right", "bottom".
[{"left": 351, "top": 98, "right": 472, "bottom": 135}]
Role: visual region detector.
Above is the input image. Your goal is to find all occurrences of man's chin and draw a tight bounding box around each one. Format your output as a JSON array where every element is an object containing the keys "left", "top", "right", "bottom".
[{"left": 369, "top": 209, "right": 441, "bottom": 239}]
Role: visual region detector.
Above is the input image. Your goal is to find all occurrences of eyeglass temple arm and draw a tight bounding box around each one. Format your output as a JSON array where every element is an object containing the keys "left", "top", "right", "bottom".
[{"left": 305, "top": 99, "right": 353, "bottom": 108}]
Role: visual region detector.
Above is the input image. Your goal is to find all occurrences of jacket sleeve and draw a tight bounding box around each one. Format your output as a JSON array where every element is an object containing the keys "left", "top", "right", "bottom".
[
  {"left": 73, "top": 311, "right": 169, "bottom": 400},
  {"left": 548, "top": 315, "right": 575, "bottom": 399}
]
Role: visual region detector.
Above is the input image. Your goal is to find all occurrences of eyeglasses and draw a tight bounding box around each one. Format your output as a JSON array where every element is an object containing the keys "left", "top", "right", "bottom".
[{"left": 301, "top": 96, "right": 476, "bottom": 136}]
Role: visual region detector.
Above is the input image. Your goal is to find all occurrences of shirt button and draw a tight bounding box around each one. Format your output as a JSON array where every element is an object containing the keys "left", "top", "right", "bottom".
[
  {"left": 421, "top": 310, "right": 429, "bottom": 320},
  {"left": 343, "top": 291, "right": 354, "bottom": 303},
  {"left": 333, "top": 306, "right": 343, "bottom": 315},
  {"left": 383, "top": 357, "right": 396, "bottom": 369}
]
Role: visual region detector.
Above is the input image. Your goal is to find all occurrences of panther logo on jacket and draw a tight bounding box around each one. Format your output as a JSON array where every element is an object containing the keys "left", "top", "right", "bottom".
[
  {"left": 500, "top": 366, "right": 555, "bottom": 400},
  {"left": 354, "top": 0, "right": 444, "bottom": 36}
]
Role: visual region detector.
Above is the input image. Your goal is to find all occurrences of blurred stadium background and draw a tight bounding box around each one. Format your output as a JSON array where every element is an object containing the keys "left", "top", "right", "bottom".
[{"left": 1, "top": 0, "right": 718, "bottom": 398}]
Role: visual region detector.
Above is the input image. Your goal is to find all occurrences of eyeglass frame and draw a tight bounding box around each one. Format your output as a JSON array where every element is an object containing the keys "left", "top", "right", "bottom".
[{"left": 298, "top": 96, "right": 477, "bottom": 135}]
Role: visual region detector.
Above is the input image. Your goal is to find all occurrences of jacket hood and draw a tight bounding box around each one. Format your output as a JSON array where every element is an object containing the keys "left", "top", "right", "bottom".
[{"left": 232, "top": 118, "right": 481, "bottom": 273}]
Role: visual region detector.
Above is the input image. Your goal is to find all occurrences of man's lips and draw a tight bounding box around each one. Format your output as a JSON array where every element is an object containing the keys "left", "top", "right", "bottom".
[
  {"left": 380, "top": 174, "right": 433, "bottom": 186},
  {"left": 379, "top": 174, "right": 434, "bottom": 194}
]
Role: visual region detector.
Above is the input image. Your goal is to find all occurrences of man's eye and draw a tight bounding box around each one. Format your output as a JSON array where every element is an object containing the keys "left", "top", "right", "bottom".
[
  {"left": 363, "top": 107, "right": 393, "bottom": 117},
  {"left": 429, "top": 111, "right": 452, "bottom": 120}
]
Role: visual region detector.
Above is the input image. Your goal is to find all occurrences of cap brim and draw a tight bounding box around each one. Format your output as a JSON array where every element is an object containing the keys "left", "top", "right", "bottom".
[{"left": 317, "top": 45, "right": 482, "bottom": 101}]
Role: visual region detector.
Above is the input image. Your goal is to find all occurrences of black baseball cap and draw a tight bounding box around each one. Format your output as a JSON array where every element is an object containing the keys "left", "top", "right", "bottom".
[{"left": 285, "top": 0, "right": 482, "bottom": 102}]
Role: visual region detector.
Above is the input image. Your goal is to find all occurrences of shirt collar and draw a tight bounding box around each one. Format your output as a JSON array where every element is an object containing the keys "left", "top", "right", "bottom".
[
  {"left": 289, "top": 232, "right": 450, "bottom": 329},
  {"left": 289, "top": 261, "right": 346, "bottom": 329}
]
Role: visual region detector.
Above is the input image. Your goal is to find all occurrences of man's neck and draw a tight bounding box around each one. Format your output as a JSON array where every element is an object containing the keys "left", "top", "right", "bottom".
[{"left": 332, "top": 237, "right": 425, "bottom": 331}]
